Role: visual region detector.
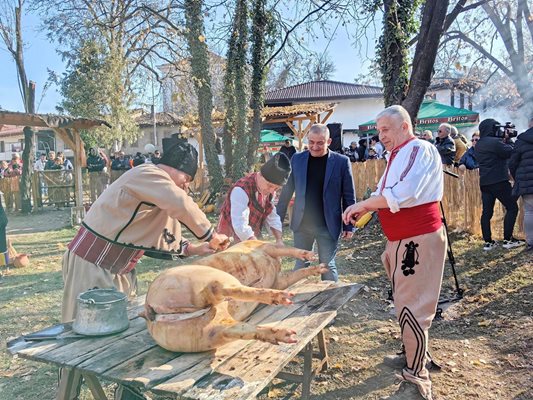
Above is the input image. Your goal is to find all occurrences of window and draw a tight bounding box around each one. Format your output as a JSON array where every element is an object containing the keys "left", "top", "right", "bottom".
[
  {"left": 0, "top": 141, "right": 4, "bottom": 153},
  {"left": 19, "top": 139, "right": 24, "bottom": 151}
]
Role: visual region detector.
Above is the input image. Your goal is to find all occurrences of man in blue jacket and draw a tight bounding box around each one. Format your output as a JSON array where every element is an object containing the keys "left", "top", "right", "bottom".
[
  {"left": 475, "top": 118, "right": 524, "bottom": 250},
  {"left": 277, "top": 124, "right": 356, "bottom": 281},
  {"left": 509, "top": 117, "right": 533, "bottom": 251}
]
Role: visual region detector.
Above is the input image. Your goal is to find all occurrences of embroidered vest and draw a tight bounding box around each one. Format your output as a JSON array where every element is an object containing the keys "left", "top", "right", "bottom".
[{"left": 217, "top": 173, "right": 273, "bottom": 242}]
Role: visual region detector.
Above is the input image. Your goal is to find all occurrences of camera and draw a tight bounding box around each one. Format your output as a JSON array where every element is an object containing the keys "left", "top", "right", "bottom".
[{"left": 494, "top": 122, "right": 518, "bottom": 138}]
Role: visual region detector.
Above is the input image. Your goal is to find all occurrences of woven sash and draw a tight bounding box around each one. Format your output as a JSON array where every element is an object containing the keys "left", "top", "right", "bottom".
[{"left": 68, "top": 225, "right": 143, "bottom": 275}]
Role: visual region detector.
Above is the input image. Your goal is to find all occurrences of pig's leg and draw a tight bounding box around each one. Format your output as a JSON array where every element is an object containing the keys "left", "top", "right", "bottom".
[
  {"left": 221, "top": 323, "right": 297, "bottom": 345},
  {"left": 273, "top": 264, "right": 330, "bottom": 290},
  {"left": 207, "top": 281, "right": 294, "bottom": 306},
  {"left": 262, "top": 244, "right": 316, "bottom": 262}
]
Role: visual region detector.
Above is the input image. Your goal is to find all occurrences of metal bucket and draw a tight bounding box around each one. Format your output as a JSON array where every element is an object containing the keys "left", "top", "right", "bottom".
[{"left": 73, "top": 288, "right": 130, "bottom": 336}]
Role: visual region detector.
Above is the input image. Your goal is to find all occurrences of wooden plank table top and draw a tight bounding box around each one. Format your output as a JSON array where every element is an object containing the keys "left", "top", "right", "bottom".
[{"left": 7, "top": 280, "right": 362, "bottom": 399}]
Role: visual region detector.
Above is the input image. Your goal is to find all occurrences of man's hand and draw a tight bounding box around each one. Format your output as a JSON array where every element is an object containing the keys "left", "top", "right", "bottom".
[
  {"left": 341, "top": 231, "right": 354, "bottom": 240},
  {"left": 209, "top": 233, "right": 231, "bottom": 251},
  {"left": 186, "top": 242, "right": 215, "bottom": 256},
  {"left": 343, "top": 202, "right": 369, "bottom": 225}
]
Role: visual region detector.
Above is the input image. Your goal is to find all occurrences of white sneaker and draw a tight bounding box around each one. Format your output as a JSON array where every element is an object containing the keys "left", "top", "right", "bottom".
[
  {"left": 483, "top": 241, "right": 496, "bottom": 251},
  {"left": 502, "top": 238, "right": 526, "bottom": 249}
]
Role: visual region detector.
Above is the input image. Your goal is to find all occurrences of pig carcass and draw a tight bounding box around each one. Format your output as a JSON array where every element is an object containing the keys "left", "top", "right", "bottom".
[{"left": 141, "top": 240, "right": 327, "bottom": 352}]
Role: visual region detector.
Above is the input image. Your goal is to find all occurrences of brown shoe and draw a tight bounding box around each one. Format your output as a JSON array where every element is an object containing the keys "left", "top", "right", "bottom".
[{"left": 381, "top": 381, "right": 429, "bottom": 400}]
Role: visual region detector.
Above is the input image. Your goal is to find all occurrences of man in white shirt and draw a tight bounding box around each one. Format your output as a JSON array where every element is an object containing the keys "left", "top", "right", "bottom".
[
  {"left": 217, "top": 153, "right": 290, "bottom": 244},
  {"left": 344, "top": 105, "right": 445, "bottom": 400},
  {"left": 33, "top": 153, "right": 47, "bottom": 171}
]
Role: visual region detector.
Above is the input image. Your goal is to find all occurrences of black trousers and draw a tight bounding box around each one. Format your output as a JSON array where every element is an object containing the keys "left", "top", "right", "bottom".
[{"left": 480, "top": 181, "right": 519, "bottom": 242}]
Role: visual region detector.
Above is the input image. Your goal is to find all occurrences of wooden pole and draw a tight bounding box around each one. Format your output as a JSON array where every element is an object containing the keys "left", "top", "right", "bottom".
[{"left": 73, "top": 129, "right": 84, "bottom": 208}]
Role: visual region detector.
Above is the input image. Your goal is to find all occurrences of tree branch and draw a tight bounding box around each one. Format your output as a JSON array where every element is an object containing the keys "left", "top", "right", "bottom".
[
  {"left": 444, "top": 30, "right": 513, "bottom": 77},
  {"left": 264, "top": 0, "right": 334, "bottom": 68}
]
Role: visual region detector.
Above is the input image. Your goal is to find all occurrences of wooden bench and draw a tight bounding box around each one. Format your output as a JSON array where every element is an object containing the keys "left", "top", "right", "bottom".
[{"left": 7, "top": 280, "right": 361, "bottom": 399}]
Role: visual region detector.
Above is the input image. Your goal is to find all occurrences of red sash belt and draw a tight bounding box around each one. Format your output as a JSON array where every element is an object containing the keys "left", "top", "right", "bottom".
[
  {"left": 67, "top": 225, "right": 144, "bottom": 275},
  {"left": 378, "top": 202, "right": 442, "bottom": 241}
]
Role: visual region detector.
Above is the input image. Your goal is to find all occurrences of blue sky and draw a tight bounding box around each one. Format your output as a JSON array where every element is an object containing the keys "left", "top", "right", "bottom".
[{"left": 0, "top": 10, "right": 377, "bottom": 114}]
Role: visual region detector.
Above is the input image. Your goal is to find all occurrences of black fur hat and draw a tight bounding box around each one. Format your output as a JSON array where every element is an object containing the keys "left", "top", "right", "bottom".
[
  {"left": 260, "top": 152, "right": 291, "bottom": 186},
  {"left": 160, "top": 133, "right": 199, "bottom": 179}
]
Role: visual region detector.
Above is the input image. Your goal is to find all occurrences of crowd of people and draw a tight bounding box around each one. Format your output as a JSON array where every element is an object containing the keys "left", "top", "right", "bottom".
[{"left": 420, "top": 119, "right": 531, "bottom": 252}]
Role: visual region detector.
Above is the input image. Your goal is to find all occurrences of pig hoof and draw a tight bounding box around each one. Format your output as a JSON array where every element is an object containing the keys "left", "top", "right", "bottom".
[
  {"left": 298, "top": 250, "right": 317, "bottom": 261},
  {"left": 270, "top": 291, "right": 294, "bottom": 306},
  {"left": 269, "top": 327, "right": 297, "bottom": 344}
]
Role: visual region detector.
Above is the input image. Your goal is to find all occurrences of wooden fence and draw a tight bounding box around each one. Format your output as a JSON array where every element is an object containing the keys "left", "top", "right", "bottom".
[{"left": 352, "top": 160, "right": 525, "bottom": 240}]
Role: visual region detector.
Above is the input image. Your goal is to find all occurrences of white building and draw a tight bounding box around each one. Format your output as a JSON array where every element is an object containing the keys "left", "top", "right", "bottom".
[
  {"left": 0, "top": 125, "right": 74, "bottom": 161},
  {"left": 264, "top": 80, "right": 384, "bottom": 148}
]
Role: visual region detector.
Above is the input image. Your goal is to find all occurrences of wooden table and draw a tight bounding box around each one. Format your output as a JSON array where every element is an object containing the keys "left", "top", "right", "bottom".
[{"left": 7, "top": 280, "right": 361, "bottom": 400}]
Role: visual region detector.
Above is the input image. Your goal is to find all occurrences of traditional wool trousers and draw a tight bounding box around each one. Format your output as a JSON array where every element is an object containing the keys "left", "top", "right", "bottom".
[{"left": 381, "top": 226, "right": 447, "bottom": 399}]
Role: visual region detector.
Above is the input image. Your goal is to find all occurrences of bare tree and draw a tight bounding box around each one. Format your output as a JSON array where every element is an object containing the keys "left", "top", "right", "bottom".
[
  {"left": 0, "top": 0, "right": 35, "bottom": 213},
  {"left": 442, "top": 0, "right": 533, "bottom": 115}
]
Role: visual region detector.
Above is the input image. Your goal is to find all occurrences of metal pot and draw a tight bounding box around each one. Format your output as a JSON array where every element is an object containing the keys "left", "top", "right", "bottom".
[{"left": 73, "top": 288, "right": 130, "bottom": 336}]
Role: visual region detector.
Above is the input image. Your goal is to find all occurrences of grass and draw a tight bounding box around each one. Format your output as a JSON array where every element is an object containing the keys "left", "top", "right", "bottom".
[{"left": 0, "top": 218, "right": 531, "bottom": 400}]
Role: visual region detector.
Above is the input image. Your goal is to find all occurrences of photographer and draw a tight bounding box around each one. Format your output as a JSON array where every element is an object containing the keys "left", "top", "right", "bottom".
[
  {"left": 509, "top": 117, "right": 533, "bottom": 251},
  {"left": 475, "top": 118, "right": 524, "bottom": 250}
]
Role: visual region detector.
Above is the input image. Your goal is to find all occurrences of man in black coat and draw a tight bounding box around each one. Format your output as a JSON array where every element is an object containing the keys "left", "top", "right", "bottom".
[
  {"left": 435, "top": 123, "right": 456, "bottom": 165},
  {"left": 279, "top": 139, "right": 297, "bottom": 160},
  {"left": 475, "top": 118, "right": 524, "bottom": 250},
  {"left": 509, "top": 117, "right": 533, "bottom": 251}
]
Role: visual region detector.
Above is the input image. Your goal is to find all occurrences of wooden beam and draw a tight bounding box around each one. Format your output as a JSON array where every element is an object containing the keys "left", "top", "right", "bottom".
[
  {"left": 320, "top": 109, "right": 334, "bottom": 125},
  {"left": 0, "top": 111, "right": 110, "bottom": 130},
  {"left": 285, "top": 122, "right": 299, "bottom": 138},
  {"left": 298, "top": 120, "right": 303, "bottom": 150}
]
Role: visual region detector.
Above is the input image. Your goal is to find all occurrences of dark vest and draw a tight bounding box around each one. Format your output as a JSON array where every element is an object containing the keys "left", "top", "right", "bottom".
[{"left": 217, "top": 173, "right": 274, "bottom": 242}]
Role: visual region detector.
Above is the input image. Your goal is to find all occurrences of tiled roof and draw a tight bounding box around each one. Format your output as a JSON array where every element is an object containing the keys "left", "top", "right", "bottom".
[
  {"left": 265, "top": 80, "right": 382, "bottom": 103},
  {"left": 135, "top": 111, "right": 182, "bottom": 127},
  {"left": 0, "top": 125, "right": 49, "bottom": 138}
]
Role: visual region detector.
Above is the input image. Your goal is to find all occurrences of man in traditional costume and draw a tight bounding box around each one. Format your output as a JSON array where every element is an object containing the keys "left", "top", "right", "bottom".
[
  {"left": 217, "top": 152, "right": 290, "bottom": 244},
  {"left": 343, "top": 105, "right": 446, "bottom": 400},
  {"left": 60, "top": 134, "right": 229, "bottom": 399}
]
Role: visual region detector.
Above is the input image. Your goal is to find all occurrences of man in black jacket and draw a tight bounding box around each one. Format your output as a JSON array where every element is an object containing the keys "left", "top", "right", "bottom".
[
  {"left": 509, "top": 117, "right": 533, "bottom": 251},
  {"left": 435, "top": 123, "right": 456, "bottom": 166},
  {"left": 279, "top": 139, "right": 297, "bottom": 160},
  {"left": 475, "top": 118, "right": 524, "bottom": 250}
]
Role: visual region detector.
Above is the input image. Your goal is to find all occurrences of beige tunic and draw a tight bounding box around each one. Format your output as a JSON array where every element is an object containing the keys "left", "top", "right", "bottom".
[
  {"left": 83, "top": 163, "right": 213, "bottom": 251},
  {"left": 62, "top": 163, "right": 213, "bottom": 322}
]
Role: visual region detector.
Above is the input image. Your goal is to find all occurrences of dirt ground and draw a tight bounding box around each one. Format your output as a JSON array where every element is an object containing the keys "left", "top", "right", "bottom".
[{"left": 0, "top": 211, "right": 531, "bottom": 400}]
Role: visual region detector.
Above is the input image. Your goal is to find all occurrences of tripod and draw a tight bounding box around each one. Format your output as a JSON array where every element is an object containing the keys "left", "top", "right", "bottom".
[{"left": 387, "top": 169, "right": 464, "bottom": 319}]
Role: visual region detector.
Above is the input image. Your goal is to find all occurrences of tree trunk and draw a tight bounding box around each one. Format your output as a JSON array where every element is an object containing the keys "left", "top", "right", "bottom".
[
  {"left": 21, "top": 124, "right": 34, "bottom": 213},
  {"left": 184, "top": 0, "right": 224, "bottom": 194},
  {"left": 228, "top": 0, "right": 249, "bottom": 181},
  {"left": 378, "top": 0, "right": 411, "bottom": 107},
  {"left": 221, "top": 2, "right": 240, "bottom": 178},
  {"left": 402, "top": 0, "right": 450, "bottom": 124},
  {"left": 246, "top": 0, "right": 269, "bottom": 169},
  {"left": 20, "top": 81, "right": 36, "bottom": 214}
]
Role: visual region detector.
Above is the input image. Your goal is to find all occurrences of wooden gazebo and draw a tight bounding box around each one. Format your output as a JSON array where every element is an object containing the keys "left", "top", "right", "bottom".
[
  {"left": 0, "top": 111, "right": 110, "bottom": 208},
  {"left": 262, "top": 102, "right": 337, "bottom": 149}
]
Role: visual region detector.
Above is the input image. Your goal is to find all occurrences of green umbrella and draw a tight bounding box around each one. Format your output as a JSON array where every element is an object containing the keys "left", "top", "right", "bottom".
[
  {"left": 359, "top": 100, "right": 479, "bottom": 134},
  {"left": 260, "top": 130, "right": 292, "bottom": 143}
]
